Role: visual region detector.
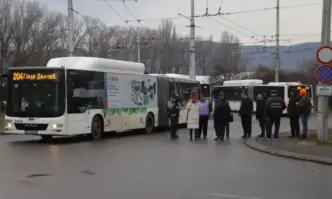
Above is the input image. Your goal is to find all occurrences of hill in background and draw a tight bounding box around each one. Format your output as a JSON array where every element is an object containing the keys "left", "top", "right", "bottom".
[{"left": 241, "top": 42, "right": 320, "bottom": 71}]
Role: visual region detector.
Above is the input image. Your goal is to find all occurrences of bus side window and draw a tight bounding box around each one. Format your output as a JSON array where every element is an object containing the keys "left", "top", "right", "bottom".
[
  {"left": 67, "top": 70, "right": 90, "bottom": 113},
  {"left": 89, "top": 71, "right": 105, "bottom": 109},
  {"left": 178, "top": 82, "right": 187, "bottom": 106},
  {"left": 182, "top": 82, "right": 197, "bottom": 106},
  {"left": 169, "top": 82, "right": 175, "bottom": 96},
  {"left": 223, "top": 87, "right": 242, "bottom": 101},
  {"left": 67, "top": 70, "right": 80, "bottom": 113}
]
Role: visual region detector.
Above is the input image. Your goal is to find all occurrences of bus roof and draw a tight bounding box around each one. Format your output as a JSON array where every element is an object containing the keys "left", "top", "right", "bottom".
[
  {"left": 148, "top": 73, "right": 199, "bottom": 83},
  {"left": 223, "top": 79, "right": 263, "bottom": 86},
  {"left": 152, "top": 73, "right": 210, "bottom": 84},
  {"left": 46, "top": 57, "right": 145, "bottom": 74},
  {"left": 267, "top": 82, "right": 304, "bottom": 86}
]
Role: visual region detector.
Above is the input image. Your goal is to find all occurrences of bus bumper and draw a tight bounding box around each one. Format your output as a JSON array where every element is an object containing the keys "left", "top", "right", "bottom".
[{"left": 4, "top": 116, "right": 67, "bottom": 136}]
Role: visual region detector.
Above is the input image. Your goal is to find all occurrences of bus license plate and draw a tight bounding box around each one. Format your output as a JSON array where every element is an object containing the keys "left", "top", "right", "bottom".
[{"left": 25, "top": 130, "right": 38, "bottom": 135}]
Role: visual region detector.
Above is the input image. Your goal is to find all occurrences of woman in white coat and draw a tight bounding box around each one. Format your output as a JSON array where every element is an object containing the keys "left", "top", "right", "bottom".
[{"left": 186, "top": 90, "right": 200, "bottom": 140}]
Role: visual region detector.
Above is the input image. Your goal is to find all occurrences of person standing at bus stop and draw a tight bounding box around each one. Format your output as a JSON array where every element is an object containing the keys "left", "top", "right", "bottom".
[
  {"left": 213, "top": 92, "right": 231, "bottom": 141},
  {"left": 288, "top": 89, "right": 300, "bottom": 138},
  {"left": 186, "top": 89, "right": 200, "bottom": 140},
  {"left": 167, "top": 94, "right": 181, "bottom": 140},
  {"left": 198, "top": 95, "right": 212, "bottom": 140},
  {"left": 265, "top": 90, "right": 286, "bottom": 140},
  {"left": 239, "top": 92, "right": 254, "bottom": 138},
  {"left": 256, "top": 93, "right": 266, "bottom": 137},
  {"left": 298, "top": 88, "right": 312, "bottom": 139}
]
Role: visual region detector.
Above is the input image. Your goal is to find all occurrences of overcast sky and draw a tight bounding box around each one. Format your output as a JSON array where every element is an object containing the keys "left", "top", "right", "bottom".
[{"left": 35, "top": 0, "right": 323, "bottom": 46}]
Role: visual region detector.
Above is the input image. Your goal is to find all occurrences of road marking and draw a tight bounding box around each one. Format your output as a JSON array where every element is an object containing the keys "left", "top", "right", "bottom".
[{"left": 209, "top": 193, "right": 262, "bottom": 199}]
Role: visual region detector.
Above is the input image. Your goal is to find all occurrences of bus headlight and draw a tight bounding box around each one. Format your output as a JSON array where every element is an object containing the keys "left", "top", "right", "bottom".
[
  {"left": 5, "top": 123, "right": 12, "bottom": 128},
  {"left": 52, "top": 124, "right": 63, "bottom": 129}
]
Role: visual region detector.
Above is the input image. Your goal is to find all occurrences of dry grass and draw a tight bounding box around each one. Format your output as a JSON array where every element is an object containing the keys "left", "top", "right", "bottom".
[{"left": 0, "top": 111, "right": 4, "bottom": 132}]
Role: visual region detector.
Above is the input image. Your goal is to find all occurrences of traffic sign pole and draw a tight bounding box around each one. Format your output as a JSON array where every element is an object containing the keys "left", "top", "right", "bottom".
[{"left": 317, "top": 0, "right": 331, "bottom": 144}]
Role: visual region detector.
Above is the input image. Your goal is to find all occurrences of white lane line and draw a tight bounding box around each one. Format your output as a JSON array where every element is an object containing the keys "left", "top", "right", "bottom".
[{"left": 209, "top": 193, "right": 263, "bottom": 199}]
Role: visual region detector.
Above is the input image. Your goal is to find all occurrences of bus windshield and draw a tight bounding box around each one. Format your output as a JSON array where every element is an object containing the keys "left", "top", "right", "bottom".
[
  {"left": 288, "top": 85, "right": 312, "bottom": 98},
  {"left": 6, "top": 69, "right": 65, "bottom": 118}
]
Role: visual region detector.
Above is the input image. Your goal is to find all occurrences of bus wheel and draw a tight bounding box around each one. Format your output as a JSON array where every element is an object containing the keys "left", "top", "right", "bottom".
[
  {"left": 40, "top": 135, "right": 53, "bottom": 141},
  {"left": 91, "top": 116, "right": 103, "bottom": 140},
  {"left": 144, "top": 113, "right": 155, "bottom": 134}
]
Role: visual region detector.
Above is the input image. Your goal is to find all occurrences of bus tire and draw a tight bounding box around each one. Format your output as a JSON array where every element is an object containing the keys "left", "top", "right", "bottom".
[
  {"left": 144, "top": 113, "right": 155, "bottom": 134},
  {"left": 90, "top": 115, "right": 104, "bottom": 140},
  {"left": 40, "top": 135, "right": 53, "bottom": 141}
]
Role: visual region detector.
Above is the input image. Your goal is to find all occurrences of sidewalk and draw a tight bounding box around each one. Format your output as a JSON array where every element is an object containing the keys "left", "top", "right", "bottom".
[{"left": 245, "top": 130, "right": 332, "bottom": 165}]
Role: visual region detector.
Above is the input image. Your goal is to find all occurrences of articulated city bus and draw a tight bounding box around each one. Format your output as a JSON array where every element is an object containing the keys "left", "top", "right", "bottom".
[{"left": 1, "top": 57, "right": 199, "bottom": 140}]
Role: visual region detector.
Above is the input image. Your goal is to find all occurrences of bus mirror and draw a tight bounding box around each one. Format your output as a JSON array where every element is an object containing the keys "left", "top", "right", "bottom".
[{"left": 0, "top": 101, "right": 6, "bottom": 112}]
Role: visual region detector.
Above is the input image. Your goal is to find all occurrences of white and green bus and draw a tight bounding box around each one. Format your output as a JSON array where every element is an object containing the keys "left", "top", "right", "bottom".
[{"left": 1, "top": 57, "right": 199, "bottom": 140}]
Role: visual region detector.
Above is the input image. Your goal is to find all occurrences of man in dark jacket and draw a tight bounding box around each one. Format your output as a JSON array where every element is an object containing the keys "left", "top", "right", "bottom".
[
  {"left": 256, "top": 94, "right": 266, "bottom": 137},
  {"left": 213, "top": 93, "right": 231, "bottom": 141},
  {"left": 167, "top": 94, "right": 181, "bottom": 139},
  {"left": 239, "top": 92, "right": 254, "bottom": 138},
  {"left": 287, "top": 90, "right": 300, "bottom": 138},
  {"left": 265, "top": 90, "right": 286, "bottom": 140}
]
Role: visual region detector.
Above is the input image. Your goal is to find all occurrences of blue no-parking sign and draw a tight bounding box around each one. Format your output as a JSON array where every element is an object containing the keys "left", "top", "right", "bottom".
[{"left": 316, "top": 65, "right": 332, "bottom": 84}]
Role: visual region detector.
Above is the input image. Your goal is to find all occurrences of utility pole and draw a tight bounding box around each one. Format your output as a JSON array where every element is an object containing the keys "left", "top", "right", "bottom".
[
  {"left": 275, "top": 0, "right": 280, "bottom": 82},
  {"left": 67, "top": 0, "right": 74, "bottom": 57},
  {"left": 137, "top": 29, "right": 141, "bottom": 62},
  {"left": 189, "top": 0, "right": 196, "bottom": 80},
  {"left": 1, "top": 48, "right": 4, "bottom": 74},
  {"left": 317, "top": 0, "right": 331, "bottom": 143},
  {"left": 1, "top": 16, "right": 5, "bottom": 74}
]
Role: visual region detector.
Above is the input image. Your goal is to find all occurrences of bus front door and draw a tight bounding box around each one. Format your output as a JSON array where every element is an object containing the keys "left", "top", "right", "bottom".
[{"left": 67, "top": 107, "right": 89, "bottom": 135}]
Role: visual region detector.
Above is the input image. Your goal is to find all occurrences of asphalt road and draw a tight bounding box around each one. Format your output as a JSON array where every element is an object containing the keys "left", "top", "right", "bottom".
[{"left": 0, "top": 116, "right": 331, "bottom": 199}]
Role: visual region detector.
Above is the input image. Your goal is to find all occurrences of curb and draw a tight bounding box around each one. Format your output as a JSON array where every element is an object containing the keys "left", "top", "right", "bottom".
[{"left": 244, "top": 136, "right": 332, "bottom": 166}]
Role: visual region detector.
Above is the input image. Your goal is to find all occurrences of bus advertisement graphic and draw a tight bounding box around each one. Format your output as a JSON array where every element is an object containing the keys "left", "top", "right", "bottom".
[{"left": 104, "top": 73, "right": 157, "bottom": 116}]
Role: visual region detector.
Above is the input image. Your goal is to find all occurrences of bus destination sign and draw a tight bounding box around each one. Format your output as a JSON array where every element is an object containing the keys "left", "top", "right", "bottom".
[{"left": 12, "top": 72, "right": 57, "bottom": 81}]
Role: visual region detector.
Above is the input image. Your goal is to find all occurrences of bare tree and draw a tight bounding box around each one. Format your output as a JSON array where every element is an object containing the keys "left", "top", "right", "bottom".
[
  {"left": 209, "top": 31, "right": 246, "bottom": 80},
  {"left": 0, "top": 0, "right": 14, "bottom": 72},
  {"left": 11, "top": 0, "right": 45, "bottom": 66},
  {"left": 157, "top": 19, "right": 175, "bottom": 73},
  {"left": 0, "top": 0, "right": 253, "bottom": 79},
  {"left": 58, "top": 15, "right": 88, "bottom": 56}
]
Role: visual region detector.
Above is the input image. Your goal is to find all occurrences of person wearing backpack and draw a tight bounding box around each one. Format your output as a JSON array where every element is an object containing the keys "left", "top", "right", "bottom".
[{"left": 297, "top": 89, "right": 312, "bottom": 139}]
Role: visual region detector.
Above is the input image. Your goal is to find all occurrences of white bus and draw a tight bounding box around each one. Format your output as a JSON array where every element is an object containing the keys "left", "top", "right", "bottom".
[
  {"left": 1, "top": 57, "right": 199, "bottom": 140},
  {"left": 156, "top": 74, "right": 211, "bottom": 98},
  {"left": 211, "top": 79, "right": 263, "bottom": 112},
  {"left": 211, "top": 80, "right": 313, "bottom": 114},
  {"left": 267, "top": 82, "right": 314, "bottom": 110}
]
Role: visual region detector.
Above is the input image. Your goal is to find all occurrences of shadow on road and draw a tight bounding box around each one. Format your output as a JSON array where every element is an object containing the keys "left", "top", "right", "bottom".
[{"left": 8, "top": 127, "right": 171, "bottom": 146}]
